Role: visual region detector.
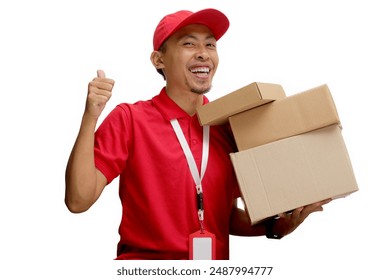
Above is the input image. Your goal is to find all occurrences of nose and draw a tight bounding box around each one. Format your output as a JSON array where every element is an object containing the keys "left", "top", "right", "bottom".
[{"left": 195, "top": 46, "right": 210, "bottom": 61}]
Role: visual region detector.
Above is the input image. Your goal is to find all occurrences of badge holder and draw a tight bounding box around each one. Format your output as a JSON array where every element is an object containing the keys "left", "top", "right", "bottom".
[{"left": 189, "top": 230, "right": 216, "bottom": 260}]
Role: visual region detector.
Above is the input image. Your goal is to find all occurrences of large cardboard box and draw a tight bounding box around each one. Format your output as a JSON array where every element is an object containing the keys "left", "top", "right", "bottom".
[
  {"left": 229, "top": 84, "right": 341, "bottom": 151},
  {"left": 197, "top": 82, "right": 286, "bottom": 126},
  {"left": 230, "top": 124, "right": 358, "bottom": 225}
]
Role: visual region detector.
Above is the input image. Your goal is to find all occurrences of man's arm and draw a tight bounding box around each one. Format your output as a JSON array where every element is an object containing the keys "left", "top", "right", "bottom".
[
  {"left": 230, "top": 202, "right": 266, "bottom": 236},
  {"left": 65, "top": 70, "right": 114, "bottom": 213},
  {"left": 230, "top": 198, "right": 332, "bottom": 238}
]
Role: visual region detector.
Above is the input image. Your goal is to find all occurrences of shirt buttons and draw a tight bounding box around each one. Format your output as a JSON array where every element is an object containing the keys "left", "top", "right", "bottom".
[{"left": 192, "top": 139, "right": 198, "bottom": 145}]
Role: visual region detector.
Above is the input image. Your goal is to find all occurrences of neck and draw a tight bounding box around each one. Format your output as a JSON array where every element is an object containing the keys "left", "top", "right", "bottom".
[{"left": 165, "top": 87, "right": 204, "bottom": 116}]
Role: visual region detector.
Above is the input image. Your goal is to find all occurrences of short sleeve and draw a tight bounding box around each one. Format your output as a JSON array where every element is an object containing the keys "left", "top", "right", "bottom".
[{"left": 94, "top": 104, "right": 132, "bottom": 183}]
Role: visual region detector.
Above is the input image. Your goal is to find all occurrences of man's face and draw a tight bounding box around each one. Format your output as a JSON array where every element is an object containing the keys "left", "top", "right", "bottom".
[{"left": 161, "top": 24, "right": 219, "bottom": 95}]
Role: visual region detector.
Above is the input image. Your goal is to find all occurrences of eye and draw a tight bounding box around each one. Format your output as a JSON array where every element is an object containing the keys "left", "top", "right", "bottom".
[
  {"left": 207, "top": 43, "right": 217, "bottom": 49},
  {"left": 183, "top": 42, "right": 195, "bottom": 47}
]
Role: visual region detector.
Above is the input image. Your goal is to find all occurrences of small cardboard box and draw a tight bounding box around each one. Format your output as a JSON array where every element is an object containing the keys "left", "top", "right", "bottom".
[
  {"left": 230, "top": 124, "right": 358, "bottom": 225},
  {"left": 229, "top": 84, "right": 341, "bottom": 151},
  {"left": 197, "top": 82, "right": 286, "bottom": 126}
]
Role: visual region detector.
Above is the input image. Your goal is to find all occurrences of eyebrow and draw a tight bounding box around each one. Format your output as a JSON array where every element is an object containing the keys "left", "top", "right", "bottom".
[{"left": 179, "top": 34, "right": 216, "bottom": 41}]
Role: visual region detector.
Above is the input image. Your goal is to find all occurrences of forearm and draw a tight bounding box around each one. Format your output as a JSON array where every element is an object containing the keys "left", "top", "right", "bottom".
[
  {"left": 65, "top": 113, "right": 101, "bottom": 213},
  {"left": 230, "top": 199, "right": 332, "bottom": 238},
  {"left": 229, "top": 206, "right": 267, "bottom": 237}
]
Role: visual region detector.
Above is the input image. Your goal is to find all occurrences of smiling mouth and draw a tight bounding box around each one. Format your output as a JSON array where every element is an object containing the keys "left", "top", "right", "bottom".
[{"left": 190, "top": 67, "right": 210, "bottom": 77}]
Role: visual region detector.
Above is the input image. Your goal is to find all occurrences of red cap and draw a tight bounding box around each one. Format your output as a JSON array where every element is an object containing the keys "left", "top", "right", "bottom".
[{"left": 153, "top": 8, "right": 230, "bottom": 51}]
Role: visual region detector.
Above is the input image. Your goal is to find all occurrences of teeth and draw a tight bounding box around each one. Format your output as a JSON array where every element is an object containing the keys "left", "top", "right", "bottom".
[{"left": 190, "top": 67, "right": 210, "bottom": 73}]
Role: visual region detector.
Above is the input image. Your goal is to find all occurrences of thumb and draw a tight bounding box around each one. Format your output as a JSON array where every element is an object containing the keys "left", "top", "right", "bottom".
[{"left": 97, "top": 69, "right": 106, "bottom": 78}]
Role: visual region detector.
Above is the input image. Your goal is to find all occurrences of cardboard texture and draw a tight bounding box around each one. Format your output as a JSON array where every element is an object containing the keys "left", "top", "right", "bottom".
[
  {"left": 230, "top": 125, "right": 359, "bottom": 225},
  {"left": 229, "top": 84, "right": 341, "bottom": 151},
  {"left": 197, "top": 82, "right": 286, "bottom": 126}
]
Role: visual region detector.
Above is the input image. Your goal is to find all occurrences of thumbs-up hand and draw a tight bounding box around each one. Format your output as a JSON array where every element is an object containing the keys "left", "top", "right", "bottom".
[
  {"left": 85, "top": 70, "right": 115, "bottom": 119},
  {"left": 97, "top": 69, "right": 106, "bottom": 78}
]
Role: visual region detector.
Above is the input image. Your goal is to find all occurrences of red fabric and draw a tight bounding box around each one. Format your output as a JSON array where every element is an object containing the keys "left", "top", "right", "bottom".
[
  {"left": 94, "top": 88, "right": 239, "bottom": 260},
  {"left": 153, "top": 8, "right": 230, "bottom": 51}
]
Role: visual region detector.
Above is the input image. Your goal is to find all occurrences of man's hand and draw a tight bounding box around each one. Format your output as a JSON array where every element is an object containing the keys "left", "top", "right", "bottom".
[
  {"left": 85, "top": 70, "right": 115, "bottom": 119},
  {"left": 272, "top": 198, "right": 332, "bottom": 237}
]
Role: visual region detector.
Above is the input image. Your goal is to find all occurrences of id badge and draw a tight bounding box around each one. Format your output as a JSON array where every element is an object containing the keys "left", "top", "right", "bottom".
[{"left": 189, "top": 230, "right": 216, "bottom": 260}]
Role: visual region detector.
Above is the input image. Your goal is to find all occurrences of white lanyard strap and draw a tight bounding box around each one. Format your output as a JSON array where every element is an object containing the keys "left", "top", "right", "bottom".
[
  {"left": 170, "top": 119, "right": 210, "bottom": 186},
  {"left": 170, "top": 119, "right": 210, "bottom": 227}
]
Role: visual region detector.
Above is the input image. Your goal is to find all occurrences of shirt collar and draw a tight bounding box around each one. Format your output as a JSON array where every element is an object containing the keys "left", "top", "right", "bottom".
[{"left": 152, "top": 87, "right": 209, "bottom": 121}]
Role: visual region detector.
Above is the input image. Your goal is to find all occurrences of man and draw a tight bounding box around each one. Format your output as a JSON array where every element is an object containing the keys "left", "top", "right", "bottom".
[{"left": 65, "top": 8, "right": 330, "bottom": 260}]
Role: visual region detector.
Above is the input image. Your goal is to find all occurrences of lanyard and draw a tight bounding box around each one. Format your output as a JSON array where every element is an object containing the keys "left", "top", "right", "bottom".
[{"left": 170, "top": 119, "right": 210, "bottom": 232}]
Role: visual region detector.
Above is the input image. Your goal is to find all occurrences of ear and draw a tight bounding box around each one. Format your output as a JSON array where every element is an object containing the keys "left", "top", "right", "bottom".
[{"left": 150, "top": 51, "right": 165, "bottom": 70}]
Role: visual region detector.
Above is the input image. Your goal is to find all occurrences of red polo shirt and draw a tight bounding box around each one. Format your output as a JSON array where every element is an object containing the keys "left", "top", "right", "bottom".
[{"left": 94, "top": 88, "right": 239, "bottom": 260}]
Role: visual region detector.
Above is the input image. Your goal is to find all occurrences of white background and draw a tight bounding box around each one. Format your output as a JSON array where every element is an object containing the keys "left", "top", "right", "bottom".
[{"left": 1, "top": 0, "right": 389, "bottom": 279}]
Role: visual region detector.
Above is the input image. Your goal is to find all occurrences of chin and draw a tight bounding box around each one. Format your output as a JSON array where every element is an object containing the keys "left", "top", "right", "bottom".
[
  {"left": 190, "top": 84, "right": 212, "bottom": 95},
  {"left": 191, "top": 88, "right": 210, "bottom": 95}
]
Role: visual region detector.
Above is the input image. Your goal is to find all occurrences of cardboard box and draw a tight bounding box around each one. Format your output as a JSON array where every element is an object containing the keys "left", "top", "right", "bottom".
[
  {"left": 229, "top": 84, "right": 341, "bottom": 151},
  {"left": 197, "top": 82, "right": 286, "bottom": 126},
  {"left": 230, "top": 124, "right": 359, "bottom": 225}
]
